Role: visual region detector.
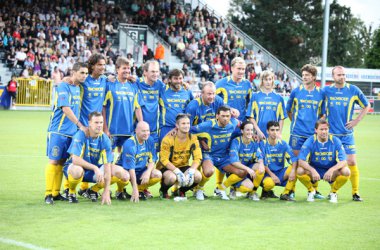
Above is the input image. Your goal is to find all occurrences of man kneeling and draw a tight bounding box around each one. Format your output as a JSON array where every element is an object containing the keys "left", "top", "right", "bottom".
[
  {"left": 297, "top": 119, "right": 350, "bottom": 203},
  {"left": 158, "top": 113, "right": 203, "bottom": 199},
  {"left": 119, "top": 121, "right": 162, "bottom": 202},
  {"left": 64, "top": 112, "right": 129, "bottom": 204}
]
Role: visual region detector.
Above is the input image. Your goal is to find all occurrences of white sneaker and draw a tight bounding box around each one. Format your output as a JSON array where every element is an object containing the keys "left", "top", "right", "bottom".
[
  {"left": 307, "top": 191, "right": 315, "bottom": 202},
  {"left": 329, "top": 192, "right": 338, "bottom": 203},
  {"left": 229, "top": 188, "right": 236, "bottom": 199},
  {"left": 214, "top": 188, "right": 222, "bottom": 196},
  {"left": 195, "top": 190, "right": 205, "bottom": 201},
  {"left": 218, "top": 189, "right": 230, "bottom": 200},
  {"left": 249, "top": 192, "right": 260, "bottom": 201},
  {"left": 235, "top": 191, "right": 244, "bottom": 197}
]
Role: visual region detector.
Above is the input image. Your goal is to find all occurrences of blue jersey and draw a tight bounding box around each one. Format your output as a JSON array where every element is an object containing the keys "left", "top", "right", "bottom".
[
  {"left": 66, "top": 130, "right": 113, "bottom": 167},
  {"left": 259, "top": 139, "right": 298, "bottom": 172},
  {"left": 120, "top": 135, "right": 157, "bottom": 171},
  {"left": 48, "top": 82, "right": 81, "bottom": 136},
  {"left": 286, "top": 85, "right": 325, "bottom": 138},
  {"left": 215, "top": 76, "right": 252, "bottom": 121},
  {"left": 246, "top": 91, "right": 287, "bottom": 136},
  {"left": 229, "top": 136, "right": 263, "bottom": 166},
  {"left": 324, "top": 83, "right": 369, "bottom": 136},
  {"left": 298, "top": 135, "right": 346, "bottom": 170},
  {"left": 159, "top": 85, "right": 194, "bottom": 128},
  {"left": 191, "top": 118, "right": 239, "bottom": 158},
  {"left": 103, "top": 80, "right": 144, "bottom": 136},
  {"left": 136, "top": 77, "right": 165, "bottom": 133},
  {"left": 185, "top": 95, "right": 224, "bottom": 125},
  {"left": 79, "top": 75, "right": 108, "bottom": 126}
]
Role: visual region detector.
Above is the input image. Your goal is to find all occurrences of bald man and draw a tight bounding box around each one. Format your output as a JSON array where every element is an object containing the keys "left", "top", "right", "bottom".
[{"left": 119, "top": 121, "right": 162, "bottom": 202}]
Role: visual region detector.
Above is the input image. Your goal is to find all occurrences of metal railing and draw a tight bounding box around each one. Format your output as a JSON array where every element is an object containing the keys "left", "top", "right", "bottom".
[{"left": 16, "top": 78, "right": 52, "bottom": 107}]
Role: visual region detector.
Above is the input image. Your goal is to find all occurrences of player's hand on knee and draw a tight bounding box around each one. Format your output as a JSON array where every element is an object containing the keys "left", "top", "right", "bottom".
[
  {"left": 247, "top": 168, "right": 256, "bottom": 179},
  {"left": 95, "top": 170, "right": 104, "bottom": 184},
  {"left": 311, "top": 170, "right": 320, "bottom": 182},
  {"left": 323, "top": 169, "right": 333, "bottom": 182}
]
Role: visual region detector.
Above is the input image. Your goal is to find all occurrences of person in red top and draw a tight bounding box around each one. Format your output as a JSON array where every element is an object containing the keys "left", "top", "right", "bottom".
[{"left": 7, "top": 75, "right": 17, "bottom": 106}]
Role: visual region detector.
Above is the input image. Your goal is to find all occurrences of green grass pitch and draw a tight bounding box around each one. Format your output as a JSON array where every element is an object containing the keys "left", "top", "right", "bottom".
[{"left": 0, "top": 111, "right": 379, "bottom": 249}]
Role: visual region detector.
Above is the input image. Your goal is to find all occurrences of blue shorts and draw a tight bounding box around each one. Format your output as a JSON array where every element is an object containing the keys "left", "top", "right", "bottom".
[
  {"left": 63, "top": 164, "right": 104, "bottom": 183},
  {"left": 112, "top": 136, "right": 131, "bottom": 149},
  {"left": 130, "top": 168, "right": 147, "bottom": 185},
  {"left": 263, "top": 168, "right": 289, "bottom": 187},
  {"left": 311, "top": 167, "right": 333, "bottom": 184},
  {"left": 289, "top": 135, "right": 308, "bottom": 150},
  {"left": 203, "top": 153, "right": 232, "bottom": 173},
  {"left": 46, "top": 133, "right": 72, "bottom": 161},
  {"left": 334, "top": 134, "right": 356, "bottom": 154}
]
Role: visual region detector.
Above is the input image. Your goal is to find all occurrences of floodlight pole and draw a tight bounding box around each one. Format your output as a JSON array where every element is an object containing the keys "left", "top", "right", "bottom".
[{"left": 321, "top": 0, "right": 331, "bottom": 87}]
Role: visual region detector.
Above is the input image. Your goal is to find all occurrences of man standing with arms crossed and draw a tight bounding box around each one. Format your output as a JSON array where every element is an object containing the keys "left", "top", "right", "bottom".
[{"left": 324, "top": 66, "right": 370, "bottom": 201}]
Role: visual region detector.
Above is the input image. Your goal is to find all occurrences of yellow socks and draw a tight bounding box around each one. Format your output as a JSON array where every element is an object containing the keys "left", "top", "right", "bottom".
[
  {"left": 198, "top": 171, "right": 210, "bottom": 189},
  {"left": 349, "top": 165, "right": 359, "bottom": 194},
  {"left": 52, "top": 164, "right": 63, "bottom": 197},
  {"left": 331, "top": 175, "right": 349, "bottom": 193},
  {"left": 253, "top": 170, "right": 264, "bottom": 190},
  {"left": 80, "top": 182, "right": 89, "bottom": 191},
  {"left": 138, "top": 177, "right": 161, "bottom": 192},
  {"left": 222, "top": 174, "right": 243, "bottom": 189},
  {"left": 297, "top": 174, "right": 314, "bottom": 192},
  {"left": 215, "top": 168, "right": 225, "bottom": 190},
  {"left": 45, "top": 163, "right": 56, "bottom": 196},
  {"left": 68, "top": 174, "right": 83, "bottom": 194},
  {"left": 236, "top": 185, "right": 252, "bottom": 194},
  {"left": 262, "top": 177, "right": 275, "bottom": 192}
]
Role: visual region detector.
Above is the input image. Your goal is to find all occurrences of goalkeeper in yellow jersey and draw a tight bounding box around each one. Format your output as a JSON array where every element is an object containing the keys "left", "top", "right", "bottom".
[{"left": 158, "top": 113, "right": 203, "bottom": 199}]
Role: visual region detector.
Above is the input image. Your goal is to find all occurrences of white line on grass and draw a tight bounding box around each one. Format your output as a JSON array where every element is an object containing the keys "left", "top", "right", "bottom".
[
  {"left": 0, "top": 154, "right": 44, "bottom": 158},
  {"left": 0, "top": 237, "right": 49, "bottom": 250},
  {"left": 361, "top": 177, "right": 380, "bottom": 181}
]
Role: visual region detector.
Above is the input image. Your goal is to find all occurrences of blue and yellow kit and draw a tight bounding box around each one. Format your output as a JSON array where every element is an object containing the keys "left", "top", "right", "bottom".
[
  {"left": 103, "top": 79, "right": 144, "bottom": 136},
  {"left": 185, "top": 95, "right": 225, "bottom": 125},
  {"left": 79, "top": 75, "right": 108, "bottom": 126},
  {"left": 246, "top": 91, "right": 287, "bottom": 137},
  {"left": 216, "top": 76, "right": 252, "bottom": 121}
]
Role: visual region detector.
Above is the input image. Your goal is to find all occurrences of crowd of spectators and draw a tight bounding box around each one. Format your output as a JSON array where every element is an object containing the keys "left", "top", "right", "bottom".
[
  {"left": 126, "top": 0, "right": 298, "bottom": 94},
  {"left": 0, "top": 0, "right": 299, "bottom": 95},
  {"left": 0, "top": 0, "right": 126, "bottom": 86}
]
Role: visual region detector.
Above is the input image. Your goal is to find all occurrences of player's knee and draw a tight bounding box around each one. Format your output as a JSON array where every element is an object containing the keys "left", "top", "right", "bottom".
[
  {"left": 263, "top": 177, "right": 275, "bottom": 191},
  {"left": 68, "top": 164, "right": 83, "bottom": 179},
  {"left": 194, "top": 170, "right": 202, "bottom": 183},
  {"left": 242, "top": 179, "right": 253, "bottom": 190},
  {"left": 151, "top": 169, "right": 162, "bottom": 179},
  {"left": 296, "top": 167, "right": 305, "bottom": 175},
  {"left": 122, "top": 169, "right": 130, "bottom": 182},
  {"left": 341, "top": 167, "right": 351, "bottom": 177},
  {"left": 164, "top": 171, "right": 176, "bottom": 185},
  {"left": 236, "top": 169, "right": 247, "bottom": 178},
  {"left": 202, "top": 163, "right": 214, "bottom": 178},
  {"left": 347, "top": 159, "right": 356, "bottom": 166}
]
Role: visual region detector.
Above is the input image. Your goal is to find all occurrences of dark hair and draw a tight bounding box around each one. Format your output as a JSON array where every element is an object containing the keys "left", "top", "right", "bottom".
[
  {"left": 217, "top": 105, "right": 231, "bottom": 115},
  {"left": 315, "top": 119, "right": 329, "bottom": 129},
  {"left": 168, "top": 68, "right": 184, "bottom": 79},
  {"left": 72, "top": 62, "right": 87, "bottom": 72},
  {"left": 88, "top": 111, "right": 102, "bottom": 121},
  {"left": 88, "top": 53, "right": 105, "bottom": 74},
  {"left": 175, "top": 113, "right": 190, "bottom": 123},
  {"left": 267, "top": 121, "right": 280, "bottom": 130},
  {"left": 301, "top": 64, "right": 317, "bottom": 77},
  {"left": 240, "top": 120, "right": 254, "bottom": 130}
]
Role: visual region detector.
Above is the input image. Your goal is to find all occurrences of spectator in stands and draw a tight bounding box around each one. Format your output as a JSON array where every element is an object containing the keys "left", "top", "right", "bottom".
[
  {"left": 154, "top": 41, "right": 165, "bottom": 64},
  {"left": 105, "top": 58, "right": 116, "bottom": 75},
  {"left": 7, "top": 75, "right": 17, "bottom": 107}
]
